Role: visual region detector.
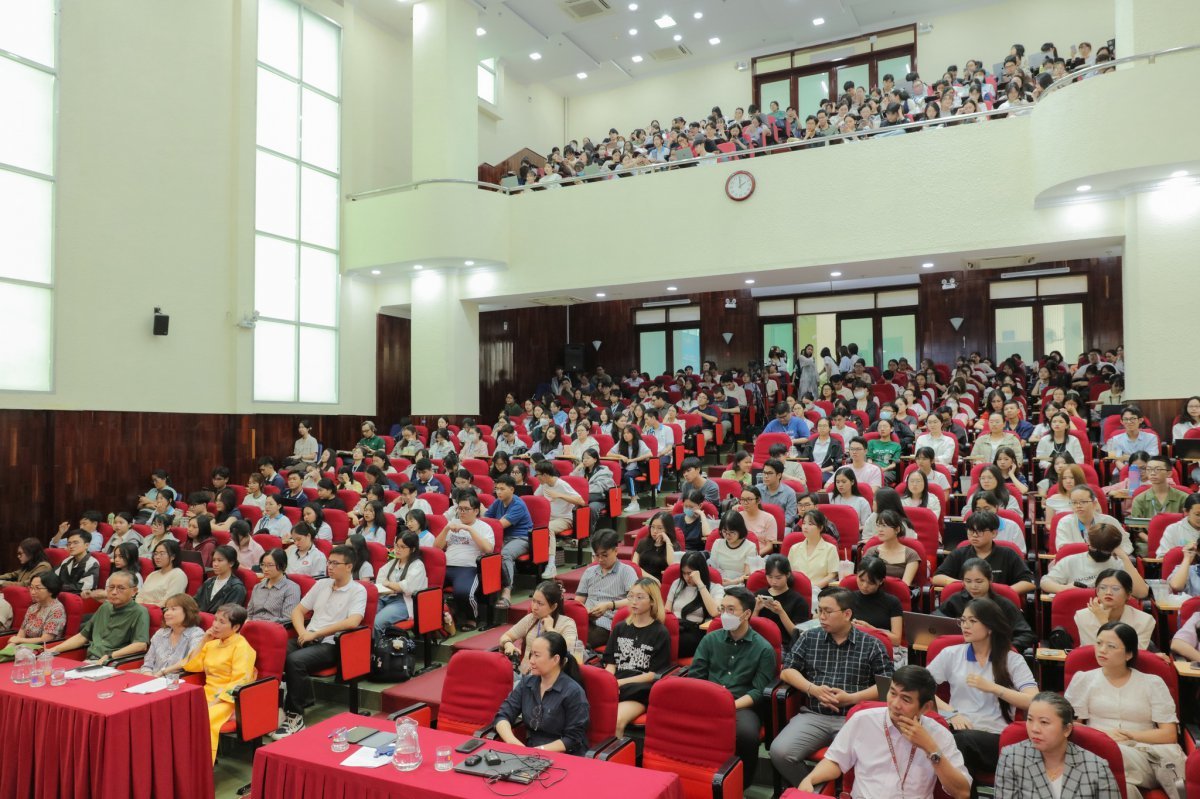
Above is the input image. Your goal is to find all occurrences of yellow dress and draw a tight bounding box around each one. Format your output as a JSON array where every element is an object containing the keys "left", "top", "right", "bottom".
[{"left": 184, "top": 632, "right": 257, "bottom": 762}]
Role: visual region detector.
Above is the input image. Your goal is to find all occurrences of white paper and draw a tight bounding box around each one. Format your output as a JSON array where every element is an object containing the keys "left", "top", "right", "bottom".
[
  {"left": 64, "top": 666, "right": 120, "bottom": 680},
  {"left": 339, "top": 746, "right": 392, "bottom": 769},
  {"left": 123, "top": 677, "right": 170, "bottom": 694}
]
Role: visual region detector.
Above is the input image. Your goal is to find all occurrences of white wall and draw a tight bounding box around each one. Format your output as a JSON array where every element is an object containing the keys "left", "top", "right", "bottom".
[{"left": 478, "top": 65, "right": 566, "bottom": 164}]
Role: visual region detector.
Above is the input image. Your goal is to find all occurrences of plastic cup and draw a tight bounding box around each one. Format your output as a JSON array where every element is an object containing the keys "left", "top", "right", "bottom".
[
  {"left": 166, "top": 672, "right": 181, "bottom": 691},
  {"left": 331, "top": 728, "right": 349, "bottom": 753}
]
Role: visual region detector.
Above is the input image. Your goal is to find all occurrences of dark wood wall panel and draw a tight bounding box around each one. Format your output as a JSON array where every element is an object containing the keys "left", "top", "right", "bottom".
[{"left": 376, "top": 313, "right": 411, "bottom": 426}]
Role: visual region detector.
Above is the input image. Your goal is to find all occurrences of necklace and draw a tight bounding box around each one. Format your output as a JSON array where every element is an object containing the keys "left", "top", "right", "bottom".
[{"left": 883, "top": 716, "right": 919, "bottom": 798}]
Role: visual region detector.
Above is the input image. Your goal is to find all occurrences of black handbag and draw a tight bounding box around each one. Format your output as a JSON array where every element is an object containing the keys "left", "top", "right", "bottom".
[{"left": 370, "top": 629, "right": 416, "bottom": 682}]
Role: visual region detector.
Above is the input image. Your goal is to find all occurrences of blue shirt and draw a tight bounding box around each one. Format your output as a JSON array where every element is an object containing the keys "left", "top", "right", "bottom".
[
  {"left": 485, "top": 495, "right": 534, "bottom": 539},
  {"left": 413, "top": 477, "right": 443, "bottom": 495},
  {"left": 763, "top": 415, "right": 810, "bottom": 439},
  {"left": 1105, "top": 430, "right": 1160, "bottom": 458},
  {"left": 1005, "top": 419, "right": 1035, "bottom": 440}
]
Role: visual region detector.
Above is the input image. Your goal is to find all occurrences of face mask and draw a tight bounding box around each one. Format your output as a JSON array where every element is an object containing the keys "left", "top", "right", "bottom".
[
  {"left": 879, "top": 411, "right": 894, "bottom": 421},
  {"left": 1086, "top": 547, "right": 1110, "bottom": 562},
  {"left": 854, "top": 390, "right": 867, "bottom": 400},
  {"left": 683, "top": 508, "right": 697, "bottom": 520},
  {"left": 720, "top": 612, "right": 742, "bottom": 631}
]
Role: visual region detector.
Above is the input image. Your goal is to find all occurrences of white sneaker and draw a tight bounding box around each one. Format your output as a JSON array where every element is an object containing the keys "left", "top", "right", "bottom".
[
  {"left": 623, "top": 499, "right": 641, "bottom": 515},
  {"left": 269, "top": 712, "right": 305, "bottom": 740},
  {"left": 541, "top": 562, "right": 557, "bottom": 579}
]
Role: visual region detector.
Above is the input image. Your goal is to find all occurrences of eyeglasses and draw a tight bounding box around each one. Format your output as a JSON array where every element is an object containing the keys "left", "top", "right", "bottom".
[
  {"left": 1070, "top": 500, "right": 1094, "bottom": 508},
  {"left": 815, "top": 607, "right": 845, "bottom": 617},
  {"left": 1144, "top": 467, "right": 1168, "bottom": 474},
  {"left": 957, "top": 617, "right": 980, "bottom": 627},
  {"left": 327, "top": 560, "right": 350, "bottom": 567},
  {"left": 1096, "top": 584, "right": 1123, "bottom": 594}
]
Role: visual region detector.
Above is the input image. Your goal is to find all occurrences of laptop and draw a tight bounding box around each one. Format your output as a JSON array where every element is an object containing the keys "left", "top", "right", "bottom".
[
  {"left": 1098, "top": 404, "right": 1126, "bottom": 421},
  {"left": 454, "top": 748, "right": 553, "bottom": 784},
  {"left": 1173, "top": 439, "right": 1200, "bottom": 462},
  {"left": 902, "top": 611, "right": 962, "bottom": 644},
  {"left": 875, "top": 674, "right": 892, "bottom": 700},
  {"left": 178, "top": 550, "right": 205, "bottom": 567}
]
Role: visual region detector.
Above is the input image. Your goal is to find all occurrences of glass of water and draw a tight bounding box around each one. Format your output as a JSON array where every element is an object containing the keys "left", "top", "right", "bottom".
[
  {"left": 331, "top": 727, "right": 349, "bottom": 753},
  {"left": 435, "top": 746, "right": 453, "bottom": 772},
  {"left": 166, "top": 672, "right": 181, "bottom": 691}
]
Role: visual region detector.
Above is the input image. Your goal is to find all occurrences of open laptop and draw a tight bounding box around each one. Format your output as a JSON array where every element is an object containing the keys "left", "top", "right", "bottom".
[
  {"left": 902, "top": 611, "right": 962, "bottom": 645},
  {"left": 454, "top": 749, "right": 552, "bottom": 784},
  {"left": 1098, "top": 404, "right": 1127, "bottom": 422},
  {"left": 178, "top": 550, "right": 205, "bottom": 567}
]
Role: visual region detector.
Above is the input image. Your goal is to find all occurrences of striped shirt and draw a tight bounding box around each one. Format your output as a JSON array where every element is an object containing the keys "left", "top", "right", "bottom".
[
  {"left": 781, "top": 626, "right": 893, "bottom": 715},
  {"left": 246, "top": 576, "right": 302, "bottom": 625},
  {"left": 575, "top": 561, "right": 639, "bottom": 631}
]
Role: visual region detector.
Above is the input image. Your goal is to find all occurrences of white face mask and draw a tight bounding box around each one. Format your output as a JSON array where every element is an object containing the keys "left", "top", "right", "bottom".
[
  {"left": 720, "top": 612, "right": 742, "bottom": 631},
  {"left": 854, "top": 390, "right": 867, "bottom": 400}
]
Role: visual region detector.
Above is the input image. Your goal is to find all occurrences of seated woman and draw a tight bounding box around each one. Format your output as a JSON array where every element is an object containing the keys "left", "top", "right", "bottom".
[
  {"left": 284, "top": 523, "right": 328, "bottom": 578},
  {"left": 993, "top": 446, "right": 1028, "bottom": 491},
  {"left": 609, "top": 427, "right": 652, "bottom": 503},
  {"left": 862, "top": 510, "right": 920, "bottom": 585},
  {"left": 602, "top": 578, "right": 671, "bottom": 737},
  {"left": 229, "top": 521, "right": 264, "bottom": 571},
  {"left": 175, "top": 604, "right": 257, "bottom": 764},
  {"left": 935, "top": 557, "right": 1036, "bottom": 650},
  {"left": 966, "top": 465, "right": 1023, "bottom": 519},
  {"left": 209, "top": 489, "right": 244, "bottom": 534},
  {"left": 347, "top": 533, "right": 375, "bottom": 581},
  {"left": 665, "top": 551, "right": 723, "bottom": 658},
  {"left": 488, "top": 451, "right": 512, "bottom": 483},
  {"left": 632, "top": 511, "right": 676, "bottom": 583},
  {"left": 499, "top": 580, "right": 579, "bottom": 673},
  {"left": 672, "top": 489, "right": 714, "bottom": 552},
  {"left": 139, "top": 539, "right": 189, "bottom": 607},
  {"left": 861, "top": 486, "right": 914, "bottom": 542},
  {"left": 787, "top": 509, "right": 839, "bottom": 589},
  {"left": 928, "top": 597, "right": 1038, "bottom": 775},
  {"left": 373, "top": 532, "right": 426, "bottom": 635},
  {"left": 739, "top": 486, "right": 778, "bottom": 556},
  {"left": 181, "top": 514, "right": 218, "bottom": 569},
  {"left": 573, "top": 448, "right": 617, "bottom": 523},
  {"left": 86, "top": 541, "right": 142, "bottom": 602},
  {"left": 1045, "top": 463, "right": 1085, "bottom": 523},
  {"left": 803, "top": 417, "right": 845, "bottom": 483},
  {"left": 401, "top": 509, "right": 437, "bottom": 548},
  {"left": 510, "top": 461, "right": 535, "bottom": 496},
  {"left": 1035, "top": 412, "right": 1085, "bottom": 465},
  {"left": 103, "top": 511, "right": 144, "bottom": 554},
  {"left": 336, "top": 466, "right": 364, "bottom": 495},
  {"left": 827, "top": 467, "right": 872, "bottom": 526},
  {"left": 1065, "top": 621, "right": 1185, "bottom": 799},
  {"left": 436, "top": 493, "right": 494, "bottom": 631},
  {"left": 751, "top": 554, "right": 808, "bottom": 641},
  {"left": 849, "top": 557, "right": 903, "bottom": 647},
  {"left": 6, "top": 571, "right": 66, "bottom": 648},
  {"left": 297, "top": 503, "right": 334, "bottom": 543},
  {"left": 193, "top": 545, "right": 248, "bottom": 613},
  {"left": 138, "top": 513, "right": 173, "bottom": 558},
  {"left": 722, "top": 450, "right": 755, "bottom": 488},
  {"left": 0, "top": 537, "right": 52, "bottom": 589},
  {"left": 901, "top": 469, "right": 942, "bottom": 520},
  {"left": 1170, "top": 607, "right": 1200, "bottom": 663},
  {"left": 494, "top": 631, "right": 590, "bottom": 754},
  {"left": 995, "top": 691, "right": 1122, "bottom": 798},
  {"left": 710, "top": 511, "right": 756, "bottom": 587},
  {"left": 428, "top": 429, "right": 456, "bottom": 460},
  {"left": 1076, "top": 569, "right": 1156, "bottom": 649},
  {"left": 351, "top": 500, "right": 387, "bottom": 546},
  {"left": 138, "top": 593, "right": 205, "bottom": 676}
]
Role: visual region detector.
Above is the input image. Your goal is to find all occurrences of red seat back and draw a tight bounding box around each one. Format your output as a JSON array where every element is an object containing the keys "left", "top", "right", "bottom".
[
  {"left": 2, "top": 586, "right": 31, "bottom": 632},
  {"left": 939, "top": 581, "right": 1020, "bottom": 608},
  {"left": 644, "top": 678, "right": 739, "bottom": 798},
  {"left": 239, "top": 505, "right": 263, "bottom": 528},
  {"left": 818, "top": 503, "right": 861, "bottom": 557},
  {"left": 580, "top": 664, "right": 620, "bottom": 746},
  {"left": 1066, "top": 648, "right": 1181, "bottom": 719},
  {"left": 324, "top": 509, "right": 350, "bottom": 543},
  {"left": 437, "top": 651, "right": 514, "bottom": 735},
  {"left": 838, "top": 574, "right": 911, "bottom": 611},
  {"left": 240, "top": 620, "right": 287, "bottom": 679},
  {"left": 999, "top": 721, "right": 1128, "bottom": 799},
  {"left": 180, "top": 562, "right": 204, "bottom": 594}
]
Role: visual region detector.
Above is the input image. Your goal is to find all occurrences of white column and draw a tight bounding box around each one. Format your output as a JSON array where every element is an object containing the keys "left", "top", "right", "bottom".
[
  {"left": 409, "top": 269, "right": 480, "bottom": 414},
  {"left": 410, "top": 0, "right": 477, "bottom": 181}
]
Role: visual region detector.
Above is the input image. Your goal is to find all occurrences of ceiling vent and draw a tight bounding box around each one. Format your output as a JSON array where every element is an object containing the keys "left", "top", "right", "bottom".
[
  {"left": 650, "top": 44, "right": 692, "bottom": 61},
  {"left": 530, "top": 295, "right": 587, "bottom": 306},
  {"left": 964, "top": 254, "right": 1038, "bottom": 270},
  {"left": 557, "top": 0, "right": 613, "bottom": 21}
]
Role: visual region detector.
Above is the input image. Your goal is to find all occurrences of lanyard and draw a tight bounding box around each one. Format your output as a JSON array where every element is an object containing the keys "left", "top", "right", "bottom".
[{"left": 883, "top": 717, "right": 919, "bottom": 798}]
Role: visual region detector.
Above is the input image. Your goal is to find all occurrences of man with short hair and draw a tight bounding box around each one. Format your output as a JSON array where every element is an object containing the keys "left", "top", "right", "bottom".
[
  {"left": 56, "top": 531, "right": 102, "bottom": 594},
  {"left": 412, "top": 458, "right": 443, "bottom": 495},
  {"left": 688, "top": 586, "right": 777, "bottom": 785},
  {"left": 1055, "top": 486, "right": 1132, "bottom": 554},
  {"left": 770, "top": 586, "right": 894, "bottom": 787},
  {"left": 643, "top": 409, "right": 674, "bottom": 473},
  {"left": 680, "top": 456, "right": 720, "bottom": 506},
  {"left": 968, "top": 492, "right": 1026, "bottom": 554},
  {"left": 494, "top": 425, "right": 528, "bottom": 457},
  {"left": 1043, "top": 524, "right": 1148, "bottom": 597},
  {"left": 314, "top": 478, "right": 344, "bottom": 510},
  {"left": 1001, "top": 400, "right": 1034, "bottom": 441},
  {"left": 391, "top": 482, "right": 431, "bottom": 522},
  {"left": 799, "top": 665, "right": 971, "bottom": 798},
  {"left": 355, "top": 421, "right": 385, "bottom": 456},
  {"left": 1130, "top": 454, "right": 1188, "bottom": 519},
  {"left": 257, "top": 456, "right": 286, "bottom": 490},
  {"left": 1104, "top": 406, "right": 1159, "bottom": 463},
  {"left": 273, "top": 544, "right": 367, "bottom": 738},
  {"left": 763, "top": 401, "right": 810, "bottom": 446},
  {"left": 51, "top": 510, "right": 105, "bottom": 550},
  {"left": 47, "top": 571, "right": 150, "bottom": 662},
  {"left": 279, "top": 470, "right": 309, "bottom": 507},
  {"left": 881, "top": 102, "right": 906, "bottom": 129},
  {"left": 933, "top": 511, "right": 1036, "bottom": 595},
  {"left": 758, "top": 458, "right": 799, "bottom": 527},
  {"left": 826, "top": 437, "right": 883, "bottom": 489},
  {"left": 534, "top": 460, "right": 585, "bottom": 580},
  {"left": 574, "top": 529, "right": 638, "bottom": 649},
  {"left": 209, "top": 466, "right": 232, "bottom": 495},
  {"left": 488, "top": 475, "right": 534, "bottom": 608}
]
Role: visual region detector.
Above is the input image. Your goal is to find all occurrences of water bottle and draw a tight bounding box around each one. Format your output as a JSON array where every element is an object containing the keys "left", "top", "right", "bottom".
[
  {"left": 1127, "top": 463, "right": 1140, "bottom": 492},
  {"left": 11, "top": 648, "right": 34, "bottom": 684},
  {"left": 392, "top": 716, "right": 422, "bottom": 772},
  {"left": 572, "top": 639, "right": 586, "bottom": 664}
]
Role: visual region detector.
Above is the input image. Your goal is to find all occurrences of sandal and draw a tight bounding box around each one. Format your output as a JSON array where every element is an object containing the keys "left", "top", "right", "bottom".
[{"left": 459, "top": 621, "right": 478, "bottom": 632}]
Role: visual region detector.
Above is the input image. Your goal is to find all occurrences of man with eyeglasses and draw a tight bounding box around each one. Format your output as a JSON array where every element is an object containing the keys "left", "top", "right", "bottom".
[
  {"left": 757, "top": 458, "right": 798, "bottom": 528},
  {"left": 1054, "top": 486, "right": 1132, "bottom": 555},
  {"left": 272, "top": 544, "right": 367, "bottom": 739},
  {"left": 932, "top": 511, "right": 1036, "bottom": 596},
  {"left": 770, "top": 586, "right": 894, "bottom": 788},
  {"left": 1130, "top": 455, "right": 1189, "bottom": 520},
  {"left": 1103, "top": 406, "right": 1159, "bottom": 465},
  {"left": 47, "top": 572, "right": 149, "bottom": 664},
  {"left": 1156, "top": 492, "right": 1200, "bottom": 558},
  {"left": 55, "top": 530, "right": 102, "bottom": 594}
]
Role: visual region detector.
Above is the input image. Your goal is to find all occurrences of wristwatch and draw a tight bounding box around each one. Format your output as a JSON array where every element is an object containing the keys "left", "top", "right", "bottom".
[{"left": 927, "top": 750, "right": 943, "bottom": 765}]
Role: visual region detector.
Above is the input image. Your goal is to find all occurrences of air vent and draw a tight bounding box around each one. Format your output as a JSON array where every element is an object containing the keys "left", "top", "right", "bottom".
[
  {"left": 530, "top": 295, "right": 587, "bottom": 306},
  {"left": 650, "top": 44, "right": 692, "bottom": 61},
  {"left": 964, "top": 255, "right": 1038, "bottom": 270},
  {"left": 557, "top": 0, "right": 612, "bottom": 21}
]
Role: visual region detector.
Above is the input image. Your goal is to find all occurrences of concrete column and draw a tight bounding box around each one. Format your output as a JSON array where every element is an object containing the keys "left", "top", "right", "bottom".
[
  {"left": 410, "top": 0, "right": 477, "bottom": 181},
  {"left": 1115, "top": 0, "right": 1200, "bottom": 54},
  {"left": 1122, "top": 180, "right": 1200, "bottom": 399},
  {"left": 409, "top": 269, "right": 480, "bottom": 414}
]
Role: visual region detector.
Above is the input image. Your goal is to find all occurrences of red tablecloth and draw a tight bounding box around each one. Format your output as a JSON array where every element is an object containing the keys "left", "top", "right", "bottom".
[
  {"left": 0, "top": 658, "right": 214, "bottom": 799},
  {"left": 252, "top": 713, "right": 683, "bottom": 799}
]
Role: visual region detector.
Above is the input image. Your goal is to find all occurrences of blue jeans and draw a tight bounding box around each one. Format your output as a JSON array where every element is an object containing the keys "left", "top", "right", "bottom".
[{"left": 373, "top": 593, "right": 410, "bottom": 636}]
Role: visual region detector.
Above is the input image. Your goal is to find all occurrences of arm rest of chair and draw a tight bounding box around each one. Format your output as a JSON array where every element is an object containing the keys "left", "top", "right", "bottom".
[
  {"left": 607, "top": 486, "right": 622, "bottom": 519},
  {"left": 531, "top": 527, "right": 550, "bottom": 565},
  {"left": 573, "top": 506, "right": 591, "bottom": 539},
  {"left": 589, "top": 735, "right": 637, "bottom": 765},
  {"left": 712, "top": 754, "right": 744, "bottom": 799},
  {"left": 477, "top": 552, "right": 503, "bottom": 596},
  {"left": 108, "top": 653, "right": 146, "bottom": 671},
  {"left": 388, "top": 702, "right": 434, "bottom": 728},
  {"left": 231, "top": 676, "right": 281, "bottom": 740},
  {"left": 332, "top": 626, "right": 371, "bottom": 681}
]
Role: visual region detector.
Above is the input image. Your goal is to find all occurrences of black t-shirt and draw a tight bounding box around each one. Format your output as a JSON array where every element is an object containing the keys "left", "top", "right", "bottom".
[
  {"left": 634, "top": 538, "right": 669, "bottom": 581},
  {"left": 935, "top": 545, "right": 1035, "bottom": 586},
  {"left": 673, "top": 513, "right": 706, "bottom": 550},
  {"left": 851, "top": 589, "right": 902, "bottom": 631},
  {"left": 754, "top": 587, "right": 809, "bottom": 639},
  {"left": 602, "top": 620, "right": 671, "bottom": 679}
]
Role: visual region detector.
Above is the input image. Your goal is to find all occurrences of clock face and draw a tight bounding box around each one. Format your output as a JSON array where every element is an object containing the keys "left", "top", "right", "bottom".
[{"left": 726, "top": 170, "right": 755, "bottom": 201}]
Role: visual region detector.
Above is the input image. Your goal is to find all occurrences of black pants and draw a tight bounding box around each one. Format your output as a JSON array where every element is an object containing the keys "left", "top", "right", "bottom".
[
  {"left": 283, "top": 640, "right": 337, "bottom": 714},
  {"left": 952, "top": 728, "right": 1000, "bottom": 780},
  {"left": 734, "top": 703, "right": 766, "bottom": 786}
]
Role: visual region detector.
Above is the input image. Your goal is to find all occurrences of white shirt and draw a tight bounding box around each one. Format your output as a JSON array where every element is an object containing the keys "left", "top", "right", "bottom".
[
  {"left": 1074, "top": 603, "right": 1156, "bottom": 649},
  {"left": 1064, "top": 667, "right": 1177, "bottom": 732},
  {"left": 376, "top": 557, "right": 428, "bottom": 618},
  {"left": 1043, "top": 552, "right": 1127, "bottom": 591},
  {"left": 825, "top": 706, "right": 970, "bottom": 799},
  {"left": 1054, "top": 512, "right": 1132, "bottom": 554},
  {"left": 299, "top": 578, "right": 368, "bottom": 644},
  {"left": 927, "top": 644, "right": 1037, "bottom": 733},
  {"left": 535, "top": 478, "right": 582, "bottom": 522},
  {"left": 1157, "top": 517, "right": 1200, "bottom": 557},
  {"left": 915, "top": 433, "right": 956, "bottom": 464}
]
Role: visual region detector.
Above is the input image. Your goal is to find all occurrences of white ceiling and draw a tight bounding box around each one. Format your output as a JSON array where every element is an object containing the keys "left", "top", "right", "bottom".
[{"left": 352, "top": 0, "right": 999, "bottom": 97}]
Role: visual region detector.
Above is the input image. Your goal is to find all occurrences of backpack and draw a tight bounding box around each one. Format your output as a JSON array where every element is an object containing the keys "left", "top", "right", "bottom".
[{"left": 371, "top": 629, "right": 417, "bottom": 682}]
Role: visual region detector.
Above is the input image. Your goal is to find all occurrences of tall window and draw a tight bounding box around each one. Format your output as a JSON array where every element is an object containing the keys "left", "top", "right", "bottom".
[
  {"left": 0, "top": 2, "right": 56, "bottom": 391},
  {"left": 636, "top": 306, "right": 700, "bottom": 374},
  {"left": 477, "top": 58, "right": 496, "bottom": 104},
  {"left": 255, "top": 0, "right": 341, "bottom": 403}
]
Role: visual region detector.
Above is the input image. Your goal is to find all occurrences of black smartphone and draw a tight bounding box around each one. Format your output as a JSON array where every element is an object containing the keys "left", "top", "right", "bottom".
[{"left": 455, "top": 738, "right": 486, "bottom": 754}]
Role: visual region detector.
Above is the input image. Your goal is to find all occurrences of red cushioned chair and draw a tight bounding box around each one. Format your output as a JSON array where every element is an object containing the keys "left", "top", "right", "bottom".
[
  {"left": 324, "top": 509, "right": 350, "bottom": 543},
  {"left": 817, "top": 504, "right": 860, "bottom": 558},
  {"left": 643, "top": 677, "right": 743, "bottom": 799},
  {"left": 578, "top": 664, "right": 636, "bottom": 763},
  {"left": 1187, "top": 748, "right": 1200, "bottom": 799},
  {"left": 473, "top": 517, "right": 505, "bottom": 629},
  {"left": 752, "top": 433, "right": 792, "bottom": 470},
  {"left": 393, "top": 546, "right": 447, "bottom": 673},
  {"left": 838, "top": 574, "right": 911, "bottom": 611},
  {"left": 310, "top": 579, "right": 377, "bottom": 714},
  {"left": 0, "top": 586, "right": 32, "bottom": 645},
  {"left": 218, "top": 620, "right": 288, "bottom": 754},
  {"left": 1049, "top": 587, "right": 1137, "bottom": 647},
  {"left": 513, "top": 495, "right": 553, "bottom": 573},
  {"left": 1146, "top": 514, "right": 1184, "bottom": 562},
  {"left": 998, "top": 720, "right": 1128, "bottom": 799},
  {"left": 1065, "top": 645, "right": 1181, "bottom": 718},
  {"left": 252, "top": 533, "right": 282, "bottom": 554},
  {"left": 44, "top": 548, "right": 69, "bottom": 569},
  {"left": 938, "top": 580, "right": 1020, "bottom": 610},
  {"left": 390, "top": 650, "right": 513, "bottom": 734},
  {"left": 181, "top": 561, "right": 205, "bottom": 594},
  {"left": 335, "top": 489, "right": 361, "bottom": 510},
  {"left": 364, "top": 542, "right": 388, "bottom": 576}
]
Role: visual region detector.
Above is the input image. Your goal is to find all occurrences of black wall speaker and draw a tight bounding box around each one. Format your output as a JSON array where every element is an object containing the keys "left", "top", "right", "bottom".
[
  {"left": 563, "top": 344, "right": 585, "bottom": 372},
  {"left": 153, "top": 307, "right": 170, "bottom": 336}
]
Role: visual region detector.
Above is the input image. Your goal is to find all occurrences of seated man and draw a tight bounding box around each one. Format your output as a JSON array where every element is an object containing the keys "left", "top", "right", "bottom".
[
  {"left": 757, "top": 458, "right": 799, "bottom": 528},
  {"left": 278, "top": 469, "right": 310, "bottom": 508},
  {"left": 573, "top": 529, "right": 639, "bottom": 649},
  {"left": 798, "top": 665, "right": 971, "bottom": 799},
  {"left": 47, "top": 571, "right": 150, "bottom": 663},
  {"left": 487, "top": 475, "right": 534, "bottom": 608},
  {"left": 257, "top": 456, "right": 286, "bottom": 491},
  {"left": 770, "top": 586, "right": 894, "bottom": 787},
  {"left": 932, "top": 511, "right": 1036, "bottom": 596},
  {"left": 687, "top": 586, "right": 777, "bottom": 786},
  {"left": 763, "top": 402, "right": 810, "bottom": 448},
  {"left": 1001, "top": 400, "right": 1034, "bottom": 441},
  {"left": 534, "top": 460, "right": 585, "bottom": 579},
  {"left": 411, "top": 458, "right": 444, "bottom": 495},
  {"left": 680, "top": 456, "right": 721, "bottom": 506},
  {"left": 272, "top": 545, "right": 367, "bottom": 739},
  {"left": 313, "top": 478, "right": 345, "bottom": 510},
  {"left": 1103, "top": 406, "right": 1159, "bottom": 465},
  {"left": 1130, "top": 455, "right": 1189, "bottom": 520},
  {"left": 1043, "top": 523, "right": 1149, "bottom": 598},
  {"left": 968, "top": 492, "right": 1027, "bottom": 555},
  {"left": 55, "top": 530, "right": 102, "bottom": 594},
  {"left": 49, "top": 510, "right": 104, "bottom": 551}
]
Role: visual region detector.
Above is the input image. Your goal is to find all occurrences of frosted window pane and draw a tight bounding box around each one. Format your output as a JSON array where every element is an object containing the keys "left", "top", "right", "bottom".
[
  {"left": 254, "top": 321, "right": 297, "bottom": 401},
  {"left": 299, "top": 246, "right": 337, "bottom": 327},
  {"left": 299, "top": 167, "right": 338, "bottom": 249},
  {"left": 0, "top": 0, "right": 56, "bottom": 68},
  {"left": 301, "top": 11, "right": 340, "bottom": 97},
  {"left": 298, "top": 326, "right": 337, "bottom": 403},
  {"left": 258, "top": 0, "right": 299, "bottom": 77},
  {"left": 0, "top": 170, "right": 52, "bottom": 283},
  {"left": 257, "top": 68, "right": 298, "bottom": 157},
  {"left": 477, "top": 64, "right": 495, "bottom": 104},
  {"left": 254, "top": 235, "right": 297, "bottom": 321},
  {"left": 301, "top": 89, "right": 338, "bottom": 172},
  {"left": 672, "top": 328, "right": 700, "bottom": 372},
  {"left": 256, "top": 150, "right": 298, "bottom": 238},
  {"left": 0, "top": 282, "right": 51, "bottom": 390},
  {"left": 0, "top": 58, "right": 55, "bottom": 174},
  {"left": 994, "top": 306, "right": 1033, "bottom": 364}
]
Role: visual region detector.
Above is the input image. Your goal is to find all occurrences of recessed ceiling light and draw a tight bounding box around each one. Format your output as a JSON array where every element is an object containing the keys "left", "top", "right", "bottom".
[
  {"left": 529, "top": 52, "right": 541, "bottom": 61},
  {"left": 413, "top": 264, "right": 423, "bottom": 270},
  {"left": 830, "top": 271, "right": 843, "bottom": 277},
  {"left": 708, "top": 37, "right": 720, "bottom": 45},
  {"left": 812, "top": 17, "right": 825, "bottom": 25},
  {"left": 464, "top": 260, "right": 475, "bottom": 266},
  {"left": 1075, "top": 184, "right": 1091, "bottom": 192},
  {"left": 745, "top": 279, "right": 755, "bottom": 284},
  {"left": 370, "top": 269, "right": 381, "bottom": 276},
  {"left": 629, "top": 28, "right": 637, "bottom": 35},
  {"left": 476, "top": 27, "right": 486, "bottom": 36},
  {"left": 666, "top": 286, "right": 678, "bottom": 291},
  {"left": 577, "top": 72, "right": 588, "bottom": 79},
  {"left": 628, "top": 2, "right": 637, "bottom": 8},
  {"left": 921, "top": 262, "right": 934, "bottom": 268},
  {"left": 631, "top": 54, "right": 643, "bottom": 63},
  {"left": 596, "top": 292, "right": 606, "bottom": 297},
  {"left": 693, "top": 11, "right": 703, "bottom": 19},
  {"left": 654, "top": 14, "right": 676, "bottom": 28},
  {"left": 1171, "top": 169, "right": 1188, "bottom": 178},
  {"left": 673, "top": 33, "right": 682, "bottom": 41}
]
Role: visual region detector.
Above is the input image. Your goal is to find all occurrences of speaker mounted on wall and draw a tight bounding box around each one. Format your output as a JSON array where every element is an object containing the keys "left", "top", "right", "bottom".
[{"left": 153, "top": 307, "right": 170, "bottom": 336}]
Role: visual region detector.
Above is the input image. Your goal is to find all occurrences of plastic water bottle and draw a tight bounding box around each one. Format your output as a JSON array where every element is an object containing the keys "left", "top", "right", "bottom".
[
  {"left": 573, "top": 639, "right": 586, "bottom": 664},
  {"left": 1128, "top": 463, "right": 1140, "bottom": 492}
]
